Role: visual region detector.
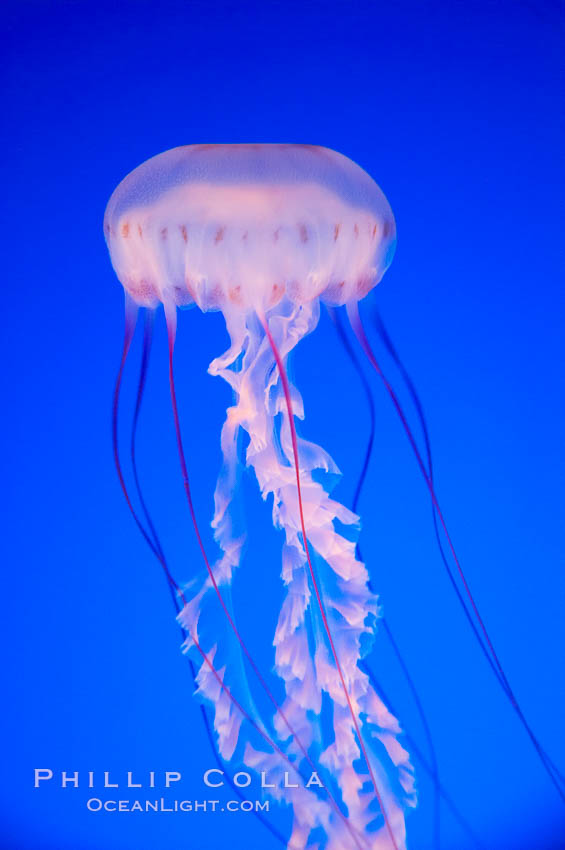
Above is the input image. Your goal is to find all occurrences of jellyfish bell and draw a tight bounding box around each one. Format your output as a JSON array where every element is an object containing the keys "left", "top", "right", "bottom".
[
  {"left": 103, "top": 143, "right": 396, "bottom": 315},
  {"left": 106, "top": 144, "right": 413, "bottom": 850}
]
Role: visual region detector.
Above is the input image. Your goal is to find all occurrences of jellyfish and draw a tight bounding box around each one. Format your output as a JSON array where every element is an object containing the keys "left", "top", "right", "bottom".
[
  {"left": 105, "top": 144, "right": 417, "bottom": 850},
  {"left": 105, "top": 143, "right": 565, "bottom": 850}
]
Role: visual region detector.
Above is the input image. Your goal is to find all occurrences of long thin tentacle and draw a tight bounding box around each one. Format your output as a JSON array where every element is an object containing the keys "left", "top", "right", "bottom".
[
  {"left": 372, "top": 308, "right": 565, "bottom": 792},
  {"left": 329, "top": 306, "right": 442, "bottom": 849},
  {"left": 119, "top": 309, "right": 289, "bottom": 847},
  {"left": 347, "top": 300, "right": 565, "bottom": 804}
]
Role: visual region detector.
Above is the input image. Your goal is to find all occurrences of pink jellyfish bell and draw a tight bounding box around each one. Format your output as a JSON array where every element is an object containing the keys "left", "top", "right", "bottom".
[
  {"left": 105, "top": 144, "right": 414, "bottom": 850},
  {"left": 104, "top": 143, "right": 396, "bottom": 314}
]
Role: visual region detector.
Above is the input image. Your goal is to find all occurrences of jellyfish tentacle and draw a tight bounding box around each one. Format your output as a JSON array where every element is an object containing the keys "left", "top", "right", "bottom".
[
  {"left": 362, "top": 663, "right": 486, "bottom": 849},
  {"left": 326, "top": 307, "right": 376, "bottom": 518},
  {"left": 112, "top": 294, "right": 177, "bottom": 580},
  {"left": 347, "top": 299, "right": 565, "bottom": 805},
  {"left": 113, "top": 307, "right": 291, "bottom": 849},
  {"left": 212, "top": 300, "right": 412, "bottom": 848},
  {"left": 372, "top": 308, "right": 565, "bottom": 795},
  {"left": 192, "top": 634, "right": 345, "bottom": 850},
  {"left": 166, "top": 310, "right": 301, "bottom": 747},
  {"left": 213, "top": 303, "right": 363, "bottom": 847},
  {"left": 113, "top": 303, "right": 349, "bottom": 849},
  {"left": 211, "top": 309, "right": 341, "bottom": 847},
  {"left": 329, "top": 305, "right": 443, "bottom": 850},
  {"left": 116, "top": 294, "right": 412, "bottom": 847},
  {"left": 346, "top": 299, "right": 510, "bottom": 675},
  {"left": 260, "top": 305, "right": 413, "bottom": 850},
  {"left": 130, "top": 309, "right": 167, "bottom": 565},
  {"left": 165, "top": 303, "right": 372, "bottom": 850}
]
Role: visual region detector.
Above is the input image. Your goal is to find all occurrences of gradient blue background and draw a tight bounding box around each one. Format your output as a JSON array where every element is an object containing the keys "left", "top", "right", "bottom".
[{"left": 3, "top": 1, "right": 564, "bottom": 848}]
